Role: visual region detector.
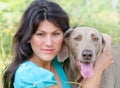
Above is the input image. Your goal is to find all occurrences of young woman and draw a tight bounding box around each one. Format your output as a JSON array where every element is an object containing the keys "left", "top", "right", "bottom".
[{"left": 3, "top": 0, "right": 113, "bottom": 88}]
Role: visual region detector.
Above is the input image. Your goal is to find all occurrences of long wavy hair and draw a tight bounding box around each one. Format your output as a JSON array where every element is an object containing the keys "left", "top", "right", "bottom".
[{"left": 3, "top": 0, "right": 69, "bottom": 88}]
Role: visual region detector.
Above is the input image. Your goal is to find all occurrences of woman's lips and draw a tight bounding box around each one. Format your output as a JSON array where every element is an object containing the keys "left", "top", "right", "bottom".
[{"left": 42, "top": 49, "right": 54, "bottom": 53}]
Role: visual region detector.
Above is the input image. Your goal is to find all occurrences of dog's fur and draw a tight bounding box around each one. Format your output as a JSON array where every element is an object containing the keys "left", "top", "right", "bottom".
[{"left": 58, "top": 27, "right": 120, "bottom": 88}]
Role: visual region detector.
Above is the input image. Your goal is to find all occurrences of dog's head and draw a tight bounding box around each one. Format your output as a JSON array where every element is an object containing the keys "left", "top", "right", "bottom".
[{"left": 58, "top": 27, "right": 106, "bottom": 78}]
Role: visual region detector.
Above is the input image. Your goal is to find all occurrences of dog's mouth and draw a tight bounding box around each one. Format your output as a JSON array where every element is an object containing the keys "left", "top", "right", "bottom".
[{"left": 76, "top": 60, "right": 95, "bottom": 79}]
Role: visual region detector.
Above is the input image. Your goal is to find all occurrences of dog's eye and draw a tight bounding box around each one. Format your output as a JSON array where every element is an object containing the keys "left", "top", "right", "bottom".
[
  {"left": 93, "top": 37, "right": 99, "bottom": 42},
  {"left": 91, "top": 34, "right": 99, "bottom": 42},
  {"left": 74, "top": 35, "right": 82, "bottom": 41}
]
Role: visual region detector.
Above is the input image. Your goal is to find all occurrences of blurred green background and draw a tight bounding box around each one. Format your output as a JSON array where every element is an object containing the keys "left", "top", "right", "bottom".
[{"left": 0, "top": 0, "right": 120, "bottom": 87}]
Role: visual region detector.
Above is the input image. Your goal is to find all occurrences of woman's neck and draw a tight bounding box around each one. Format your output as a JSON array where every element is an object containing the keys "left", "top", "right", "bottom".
[{"left": 30, "top": 56, "right": 52, "bottom": 71}]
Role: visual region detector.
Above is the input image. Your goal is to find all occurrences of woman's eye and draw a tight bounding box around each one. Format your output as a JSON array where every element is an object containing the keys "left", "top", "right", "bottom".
[
  {"left": 54, "top": 33, "right": 61, "bottom": 36},
  {"left": 36, "top": 33, "right": 45, "bottom": 37}
]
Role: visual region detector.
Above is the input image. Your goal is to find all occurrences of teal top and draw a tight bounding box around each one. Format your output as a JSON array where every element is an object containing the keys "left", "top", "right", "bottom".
[{"left": 14, "top": 57, "right": 71, "bottom": 88}]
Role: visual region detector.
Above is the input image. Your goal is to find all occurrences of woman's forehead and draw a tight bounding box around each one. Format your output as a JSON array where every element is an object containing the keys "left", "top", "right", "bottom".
[{"left": 37, "top": 20, "right": 62, "bottom": 32}]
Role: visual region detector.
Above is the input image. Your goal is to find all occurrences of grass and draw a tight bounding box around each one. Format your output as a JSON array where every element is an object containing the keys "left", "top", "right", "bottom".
[{"left": 0, "top": 0, "right": 120, "bottom": 87}]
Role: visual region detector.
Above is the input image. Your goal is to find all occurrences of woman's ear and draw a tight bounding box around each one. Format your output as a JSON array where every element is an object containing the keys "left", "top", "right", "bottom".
[
  {"left": 27, "top": 39, "right": 31, "bottom": 43},
  {"left": 57, "top": 42, "right": 69, "bottom": 62},
  {"left": 27, "top": 41, "right": 30, "bottom": 43}
]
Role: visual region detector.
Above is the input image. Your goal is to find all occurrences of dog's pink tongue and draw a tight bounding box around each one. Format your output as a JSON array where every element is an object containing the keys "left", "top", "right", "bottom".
[{"left": 80, "top": 63, "right": 94, "bottom": 78}]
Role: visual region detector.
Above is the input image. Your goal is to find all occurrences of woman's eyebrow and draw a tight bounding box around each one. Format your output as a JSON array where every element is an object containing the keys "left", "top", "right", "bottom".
[
  {"left": 36, "top": 30, "right": 44, "bottom": 32},
  {"left": 54, "top": 30, "right": 62, "bottom": 32},
  {"left": 37, "top": 29, "right": 62, "bottom": 32}
]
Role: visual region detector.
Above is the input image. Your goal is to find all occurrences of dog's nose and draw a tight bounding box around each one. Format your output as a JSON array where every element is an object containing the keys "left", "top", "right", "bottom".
[{"left": 82, "top": 49, "right": 93, "bottom": 60}]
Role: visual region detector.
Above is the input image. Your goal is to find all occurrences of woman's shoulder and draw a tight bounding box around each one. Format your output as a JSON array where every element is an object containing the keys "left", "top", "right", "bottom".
[
  {"left": 14, "top": 60, "right": 55, "bottom": 79},
  {"left": 15, "top": 61, "right": 49, "bottom": 74},
  {"left": 15, "top": 61, "right": 42, "bottom": 76},
  {"left": 14, "top": 61, "right": 57, "bottom": 88}
]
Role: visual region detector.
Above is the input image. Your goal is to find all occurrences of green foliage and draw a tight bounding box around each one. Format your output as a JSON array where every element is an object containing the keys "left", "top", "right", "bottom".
[{"left": 0, "top": 0, "right": 120, "bottom": 87}]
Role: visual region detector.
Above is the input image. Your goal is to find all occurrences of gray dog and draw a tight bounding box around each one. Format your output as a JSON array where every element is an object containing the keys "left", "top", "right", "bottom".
[{"left": 58, "top": 27, "right": 120, "bottom": 88}]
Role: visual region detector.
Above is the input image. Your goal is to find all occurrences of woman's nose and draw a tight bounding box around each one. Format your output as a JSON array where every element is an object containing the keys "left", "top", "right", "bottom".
[{"left": 45, "top": 36, "right": 53, "bottom": 46}]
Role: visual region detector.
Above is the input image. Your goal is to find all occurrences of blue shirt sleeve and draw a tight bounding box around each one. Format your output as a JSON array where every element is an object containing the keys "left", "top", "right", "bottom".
[{"left": 14, "top": 61, "right": 57, "bottom": 88}]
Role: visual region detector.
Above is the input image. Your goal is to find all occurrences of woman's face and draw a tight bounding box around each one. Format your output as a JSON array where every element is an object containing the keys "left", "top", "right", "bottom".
[{"left": 29, "top": 20, "right": 63, "bottom": 62}]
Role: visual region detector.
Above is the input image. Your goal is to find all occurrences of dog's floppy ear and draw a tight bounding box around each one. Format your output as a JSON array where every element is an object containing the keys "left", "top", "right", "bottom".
[
  {"left": 102, "top": 33, "right": 112, "bottom": 51},
  {"left": 64, "top": 28, "right": 74, "bottom": 44},
  {"left": 57, "top": 28, "right": 73, "bottom": 62},
  {"left": 57, "top": 42, "right": 69, "bottom": 62},
  {"left": 102, "top": 35, "right": 106, "bottom": 51}
]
